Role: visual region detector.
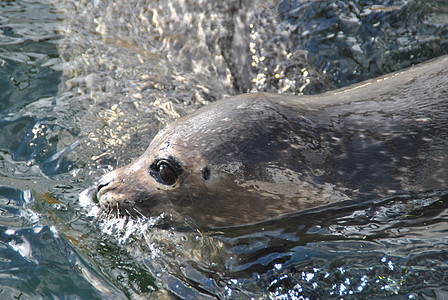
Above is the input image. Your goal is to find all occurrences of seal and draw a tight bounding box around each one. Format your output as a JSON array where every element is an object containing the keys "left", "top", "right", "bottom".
[{"left": 96, "top": 55, "right": 448, "bottom": 227}]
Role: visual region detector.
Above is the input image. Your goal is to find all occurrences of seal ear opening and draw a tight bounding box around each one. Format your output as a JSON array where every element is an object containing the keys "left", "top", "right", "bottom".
[{"left": 201, "top": 166, "right": 211, "bottom": 181}]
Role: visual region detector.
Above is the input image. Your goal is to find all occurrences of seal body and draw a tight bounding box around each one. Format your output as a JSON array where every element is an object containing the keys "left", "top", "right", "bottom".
[{"left": 97, "top": 56, "right": 448, "bottom": 227}]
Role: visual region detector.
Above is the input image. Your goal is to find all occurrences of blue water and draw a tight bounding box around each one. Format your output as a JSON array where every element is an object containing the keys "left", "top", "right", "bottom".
[
  {"left": 0, "top": 1, "right": 128, "bottom": 298},
  {"left": 1, "top": 0, "right": 448, "bottom": 299}
]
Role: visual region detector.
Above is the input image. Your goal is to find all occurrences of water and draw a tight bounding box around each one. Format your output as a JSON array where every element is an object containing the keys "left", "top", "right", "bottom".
[{"left": 1, "top": 0, "right": 448, "bottom": 298}]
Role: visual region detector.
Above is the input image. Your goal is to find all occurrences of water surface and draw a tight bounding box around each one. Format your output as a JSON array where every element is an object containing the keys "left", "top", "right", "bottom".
[{"left": 1, "top": 0, "right": 448, "bottom": 299}]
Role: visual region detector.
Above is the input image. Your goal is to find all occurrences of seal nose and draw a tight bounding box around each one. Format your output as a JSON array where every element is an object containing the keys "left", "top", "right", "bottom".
[
  {"left": 97, "top": 178, "right": 112, "bottom": 194},
  {"left": 95, "top": 170, "right": 123, "bottom": 209},
  {"left": 95, "top": 169, "right": 138, "bottom": 217},
  {"left": 96, "top": 172, "right": 116, "bottom": 196}
]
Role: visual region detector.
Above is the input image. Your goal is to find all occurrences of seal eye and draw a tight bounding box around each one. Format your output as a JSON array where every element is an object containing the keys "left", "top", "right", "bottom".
[
  {"left": 158, "top": 162, "right": 177, "bottom": 185},
  {"left": 149, "top": 157, "right": 182, "bottom": 185}
]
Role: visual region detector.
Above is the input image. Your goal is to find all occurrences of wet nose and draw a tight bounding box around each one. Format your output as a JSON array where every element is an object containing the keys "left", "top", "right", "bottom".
[
  {"left": 97, "top": 176, "right": 114, "bottom": 195},
  {"left": 95, "top": 169, "right": 138, "bottom": 216},
  {"left": 96, "top": 170, "right": 119, "bottom": 194},
  {"left": 95, "top": 171, "right": 121, "bottom": 207}
]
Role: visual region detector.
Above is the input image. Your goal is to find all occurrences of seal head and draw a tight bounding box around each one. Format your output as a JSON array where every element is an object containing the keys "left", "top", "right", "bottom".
[{"left": 96, "top": 93, "right": 352, "bottom": 226}]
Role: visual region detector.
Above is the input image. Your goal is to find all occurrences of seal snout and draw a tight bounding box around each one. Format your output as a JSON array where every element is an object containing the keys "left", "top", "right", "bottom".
[
  {"left": 96, "top": 179, "right": 112, "bottom": 196},
  {"left": 95, "top": 170, "right": 135, "bottom": 216},
  {"left": 96, "top": 171, "right": 118, "bottom": 198}
]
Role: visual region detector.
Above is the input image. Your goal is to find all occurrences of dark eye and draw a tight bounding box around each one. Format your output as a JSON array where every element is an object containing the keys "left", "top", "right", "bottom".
[
  {"left": 157, "top": 162, "right": 177, "bottom": 185},
  {"left": 149, "top": 157, "right": 183, "bottom": 185}
]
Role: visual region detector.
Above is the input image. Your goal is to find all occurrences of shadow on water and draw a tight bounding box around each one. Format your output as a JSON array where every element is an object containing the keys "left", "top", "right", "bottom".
[{"left": 1, "top": 0, "right": 448, "bottom": 299}]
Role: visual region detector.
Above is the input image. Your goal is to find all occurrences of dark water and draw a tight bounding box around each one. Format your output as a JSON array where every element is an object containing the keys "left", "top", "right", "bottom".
[{"left": 2, "top": 0, "right": 448, "bottom": 299}]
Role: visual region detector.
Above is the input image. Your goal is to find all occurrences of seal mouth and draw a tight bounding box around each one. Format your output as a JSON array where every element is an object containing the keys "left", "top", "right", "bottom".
[
  {"left": 103, "top": 202, "right": 139, "bottom": 219},
  {"left": 95, "top": 175, "right": 136, "bottom": 218},
  {"left": 97, "top": 191, "right": 140, "bottom": 219}
]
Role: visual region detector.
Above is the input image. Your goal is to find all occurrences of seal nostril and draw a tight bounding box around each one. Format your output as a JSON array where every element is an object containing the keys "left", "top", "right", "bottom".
[
  {"left": 97, "top": 182, "right": 108, "bottom": 193},
  {"left": 97, "top": 177, "right": 115, "bottom": 193}
]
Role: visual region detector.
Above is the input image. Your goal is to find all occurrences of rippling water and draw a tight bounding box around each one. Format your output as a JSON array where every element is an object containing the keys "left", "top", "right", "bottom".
[{"left": 1, "top": 0, "right": 448, "bottom": 298}]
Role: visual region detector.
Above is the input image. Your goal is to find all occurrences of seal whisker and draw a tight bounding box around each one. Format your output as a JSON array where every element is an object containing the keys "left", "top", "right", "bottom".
[
  {"left": 132, "top": 207, "right": 146, "bottom": 218},
  {"left": 106, "top": 209, "right": 113, "bottom": 221},
  {"left": 125, "top": 208, "right": 132, "bottom": 217}
]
